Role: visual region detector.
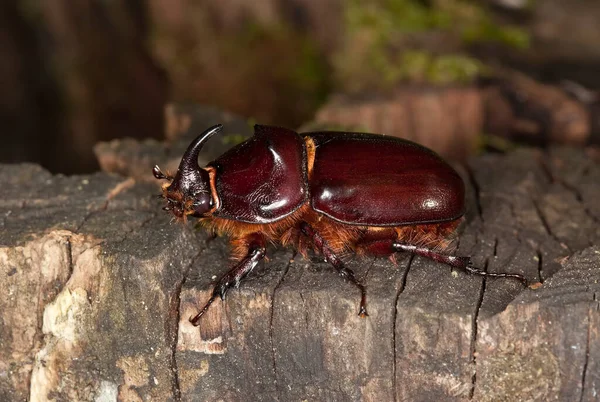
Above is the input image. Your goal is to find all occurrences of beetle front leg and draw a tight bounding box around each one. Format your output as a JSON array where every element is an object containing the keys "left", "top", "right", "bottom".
[
  {"left": 392, "top": 242, "right": 528, "bottom": 285},
  {"left": 190, "top": 234, "right": 267, "bottom": 326},
  {"left": 300, "top": 222, "right": 368, "bottom": 317}
]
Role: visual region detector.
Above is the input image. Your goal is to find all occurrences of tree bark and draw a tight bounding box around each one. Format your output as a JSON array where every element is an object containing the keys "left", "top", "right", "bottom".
[{"left": 1, "top": 107, "right": 600, "bottom": 401}]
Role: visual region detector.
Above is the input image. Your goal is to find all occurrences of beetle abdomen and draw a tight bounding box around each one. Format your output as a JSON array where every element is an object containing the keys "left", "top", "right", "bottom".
[
  {"left": 307, "top": 133, "right": 465, "bottom": 226},
  {"left": 211, "top": 125, "right": 309, "bottom": 223}
]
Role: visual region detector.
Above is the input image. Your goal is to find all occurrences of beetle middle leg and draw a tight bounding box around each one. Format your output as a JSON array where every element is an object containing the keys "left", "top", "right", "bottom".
[
  {"left": 190, "top": 233, "right": 266, "bottom": 326},
  {"left": 300, "top": 222, "right": 368, "bottom": 317}
]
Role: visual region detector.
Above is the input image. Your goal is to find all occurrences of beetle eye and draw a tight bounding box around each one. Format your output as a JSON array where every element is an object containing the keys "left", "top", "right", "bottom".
[{"left": 190, "top": 193, "right": 213, "bottom": 217}]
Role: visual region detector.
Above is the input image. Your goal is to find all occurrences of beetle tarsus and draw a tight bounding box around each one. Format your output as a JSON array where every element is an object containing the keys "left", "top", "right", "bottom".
[
  {"left": 301, "top": 222, "right": 369, "bottom": 318},
  {"left": 358, "top": 298, "right": 369, "bottom": 318},
  {"left": 464, "top": 261, "right": 528, "bottom": 286},
  {"left": 190, "top": 235, "right": 266, "bottom": 327},
  {"left": 189, "top": 295, "right": 216, "bottom": 326}
]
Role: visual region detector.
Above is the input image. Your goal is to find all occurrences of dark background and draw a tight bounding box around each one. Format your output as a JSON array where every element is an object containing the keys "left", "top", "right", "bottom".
[{"left": 2, "top": 0, "right": 599, "bottom": 174}]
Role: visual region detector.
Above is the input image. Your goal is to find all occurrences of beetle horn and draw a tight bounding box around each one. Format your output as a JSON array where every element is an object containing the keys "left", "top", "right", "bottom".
[
  {"left": 167, "top": 124, "right": 222, "bottom": 198},
  {"left": 177, "top": 124, "right": 223, "bottom": 175}
]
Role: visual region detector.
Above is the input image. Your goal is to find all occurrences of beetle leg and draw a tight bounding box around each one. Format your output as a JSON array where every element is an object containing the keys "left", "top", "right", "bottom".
[
  {"left": 190, "top": 234, "right": 266, "bottom": 326},
  {"left": 392, "top": 242, "right": 528, "bottom": 285},
  {"left": 300, "top": 222, "right": 368, "bottom": 317}
]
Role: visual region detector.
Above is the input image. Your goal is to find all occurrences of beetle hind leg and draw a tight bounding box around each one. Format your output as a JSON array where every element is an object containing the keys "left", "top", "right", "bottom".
[
  {"left": 300, "top": 222, "right": 368, "bottom": 317},
  {"left": 392, "top": 242, "right": 528, "bottom": 285}
]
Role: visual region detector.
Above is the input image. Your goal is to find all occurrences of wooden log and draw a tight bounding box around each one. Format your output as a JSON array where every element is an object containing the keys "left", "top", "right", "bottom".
[
  {"left": 309, "top": 76, "right": 597, "bottom": 164},
  {"left": 1, "top": 114, "right": 599, "bottom": 401}
]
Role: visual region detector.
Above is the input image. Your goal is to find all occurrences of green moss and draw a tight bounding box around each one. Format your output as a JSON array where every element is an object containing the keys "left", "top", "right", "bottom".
[
  {"left": 346, "top": 0, "right": 529, "bottom": 44},
  {"left": 221, "top": 134, "right": 247, "bottom": 146},
  {"left": 480, "top": 133, "right": 518, "bottom": 153},
  {"left": 427, "top": 54, "right": 487, "bottom": 84},
  {"left": 336, "top": 0, "right": 530, "bottom": 91},
  {"left": 461, "top": 18, "right": 530, "bottom": 49}
]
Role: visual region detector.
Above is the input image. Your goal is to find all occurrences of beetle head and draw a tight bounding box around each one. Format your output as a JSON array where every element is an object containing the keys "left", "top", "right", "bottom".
[{"left": 153, "top": 124, "right": 222, "bottom": 219}]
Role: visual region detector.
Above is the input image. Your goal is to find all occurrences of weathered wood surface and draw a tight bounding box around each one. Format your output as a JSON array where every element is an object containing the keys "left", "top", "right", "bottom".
[{"left": 2, "top": 109, "right": 600, "bottom": 401}]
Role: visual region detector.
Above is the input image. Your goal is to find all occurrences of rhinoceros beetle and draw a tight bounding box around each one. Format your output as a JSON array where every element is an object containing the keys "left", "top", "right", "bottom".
[{"left": 154, "top": 124, "right": 527, "bottom": 326}]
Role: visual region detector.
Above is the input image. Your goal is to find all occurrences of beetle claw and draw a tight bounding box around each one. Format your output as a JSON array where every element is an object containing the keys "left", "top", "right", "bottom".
[{"left": 358, "top": 306, "right": 369, "bottom": 318}]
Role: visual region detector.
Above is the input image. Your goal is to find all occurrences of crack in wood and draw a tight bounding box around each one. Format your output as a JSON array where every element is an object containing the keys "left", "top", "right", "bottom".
[
  {"left": 536, "top": 249, "right": 544, "bottom": 283},
  {"left": 469, "top": 258, "right": 488, "bottom": 400},
  {"left": 466, "top": 159, "right": 487, "bottom": 400},
  {"left": 169, "top": 248, "right": 206, "bottom": 401},
  {"left": 298, "top": 290, "right": 312, "bottom": 380},
  {"left": 492, "top": 237, "right": 498, "bottom": 257},
  {"left": 74, "top": 178, "right": 136, "bottom": 233},
  {"left": 101, "top": 212, "right": 159, "bottom": 251},
  {"left": 579, "top": 305, "right": 592, "bottom": 402},
  {"left": 538, "top": 153, "right": 599, "bottom": 243},
  {"left": 168, "top": 278, "right": 185, "bottom": 402},
  {"left": 269, "top": 258, "right": 292, "bottom": 400},
  {"left": 65, "top": 237, "right": 74, "bottom": 283},
  {"left": 531, "top": 197, "right": 570, "bottom": 253},
  {"left": 392, "top": 254, "right": 413, "bottom": 402},
  {"left": 538, "top": 152, "right": 556, "bottom": 185},
  {"left": 559, "top": 179, "right": 600, "bottom": 228}
]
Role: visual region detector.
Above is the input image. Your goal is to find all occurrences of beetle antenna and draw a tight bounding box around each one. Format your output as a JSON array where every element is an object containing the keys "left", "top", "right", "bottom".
[{"left": 153, "top": 165, "right": 172, "bottom": 180}]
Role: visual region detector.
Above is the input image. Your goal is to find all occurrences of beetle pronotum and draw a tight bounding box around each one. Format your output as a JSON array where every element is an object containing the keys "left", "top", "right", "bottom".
[{"left": 154, "top": 124, "right": 527, "bottom": 326}]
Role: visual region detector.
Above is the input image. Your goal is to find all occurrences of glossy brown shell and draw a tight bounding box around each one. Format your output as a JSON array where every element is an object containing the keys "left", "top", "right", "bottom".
[
  {"left": 306, "top": 132, "right": 465, "bottom": 226},
  {"left": 209, "top": 125, "right": 308, "bottom": 223}
]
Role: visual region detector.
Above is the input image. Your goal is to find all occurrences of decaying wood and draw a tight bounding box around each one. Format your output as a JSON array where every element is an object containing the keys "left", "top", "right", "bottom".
[
  {"left": 311, "top": 75, "right": 597, "bottom": 163},
  {"left": 1, "top": 110, "right": 600, "bottom": 401},
  {"left": 308, "top": 87, "right": 484, "bottom": 162},
  {"left": 483, "top": 71, "right": 590, "bottom": 147}
]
